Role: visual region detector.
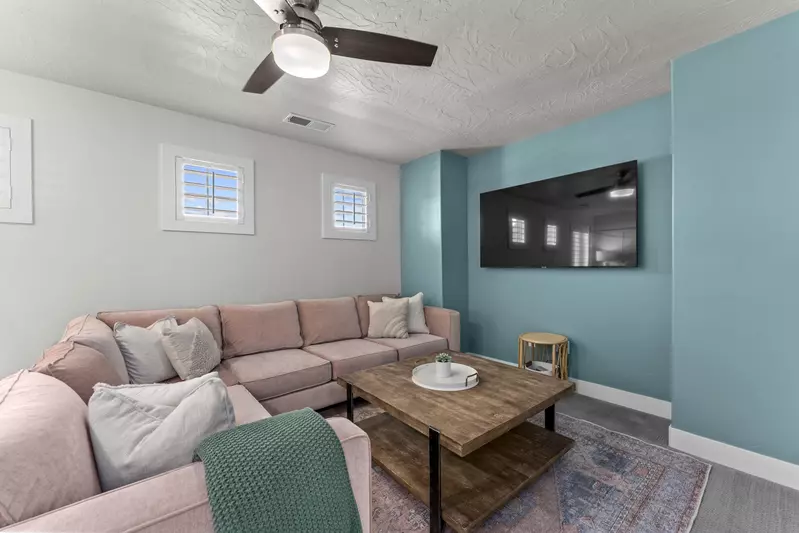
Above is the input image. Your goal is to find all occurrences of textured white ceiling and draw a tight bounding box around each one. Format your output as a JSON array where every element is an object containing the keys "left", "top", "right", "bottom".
[{"left": 0, "top": 0, "right": 797, "bottom": 163}]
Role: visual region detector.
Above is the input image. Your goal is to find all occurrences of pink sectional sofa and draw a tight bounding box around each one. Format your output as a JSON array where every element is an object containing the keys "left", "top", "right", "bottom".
[
  {"left": 0, "top": 295, "right": 461, "bottom": 532},
  {"left": 0, "top": 370, "right": 371, "bottom": 532},
  {"left": 95, "top": 295, "right": 460, "bottom": 414}
]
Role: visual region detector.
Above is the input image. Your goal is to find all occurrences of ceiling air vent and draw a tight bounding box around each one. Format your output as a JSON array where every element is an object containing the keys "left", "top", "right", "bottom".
[{"left": 283, "top": 113, "right": 335, "bottom": 133}]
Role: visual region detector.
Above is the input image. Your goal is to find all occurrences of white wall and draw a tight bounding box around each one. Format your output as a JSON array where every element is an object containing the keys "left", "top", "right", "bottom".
[{"left": 0, "top": 69, "right": 401, "bottom": 377}]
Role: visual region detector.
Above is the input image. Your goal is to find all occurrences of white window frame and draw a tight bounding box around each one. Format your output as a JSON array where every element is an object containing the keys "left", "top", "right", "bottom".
[
  {"left": 0, "top": 115, "right": 33, "bottom": 225},
  {"left": 160, "top": 144, "right": 254, "bottom": 235},
  {"left": 321, "top": 174, "right": 376, "bottom": 241}
]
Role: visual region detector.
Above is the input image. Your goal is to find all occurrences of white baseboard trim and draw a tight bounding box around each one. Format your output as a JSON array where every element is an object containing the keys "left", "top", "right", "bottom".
[
  {"left": 572, "top": 379, "right": 672, "bottom": 420},
  {"left": 669, "top": 426, "right": 799, "bottom": 491},
  {"left": 468, "top": 352, "right": 672, "bottom": 420}
]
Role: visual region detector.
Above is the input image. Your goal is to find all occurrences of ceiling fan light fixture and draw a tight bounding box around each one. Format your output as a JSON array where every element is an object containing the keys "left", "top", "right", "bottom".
[
  {"left": 609, "top": 188, "right": 636, "bottom": 198},
  {"left": 272, "top": 27, "right": 330, "bottom": 79}
]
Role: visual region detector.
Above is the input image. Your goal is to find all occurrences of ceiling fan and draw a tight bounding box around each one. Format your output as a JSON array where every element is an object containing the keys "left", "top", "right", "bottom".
[
  {"left": 244, "top": 0, "right": 438, "bottom": 93},
  {"left": 575, "top": 169, "right": 636, "bottom": 199}
]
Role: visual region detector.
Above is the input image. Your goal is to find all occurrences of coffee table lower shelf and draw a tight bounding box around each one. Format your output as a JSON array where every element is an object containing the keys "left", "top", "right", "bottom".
[{"left": 358, "top": 413, "right": 574, "bottom": 533}]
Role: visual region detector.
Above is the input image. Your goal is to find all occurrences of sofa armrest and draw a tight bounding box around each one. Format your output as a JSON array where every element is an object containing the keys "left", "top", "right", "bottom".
[
  {"left": 1, "top": 463, "right": 212, "bottom": 532},
  {"left": 3, "top": 419, "right": 372, "bottom": 533},
  {"left": 326, "top": 417, "right": 372, "bottom": 533},
  {"left": 424, "top": 306, "right": 461, "bottom": 351}
]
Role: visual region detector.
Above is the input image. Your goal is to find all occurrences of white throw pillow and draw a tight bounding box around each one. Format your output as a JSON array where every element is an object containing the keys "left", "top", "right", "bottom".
[
  {"left": 367, "top": 299, "right": 409, "bottom": 339},
  {"left": 113, "top": 317, "right": 178, "bottom": 384},
  {"left": 88, "top": 373, "right": 235, "bottom": 491},
  {"left": 161, "top": 318, "right": 221, "bottom": 380},
  {"left": 383, "top": 292, "right": 429, "bottom": 334}
]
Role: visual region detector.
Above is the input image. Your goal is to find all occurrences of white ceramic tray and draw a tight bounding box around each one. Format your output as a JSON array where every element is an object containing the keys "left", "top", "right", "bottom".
[{"left": 411, "top": 363, "right": 479, "bottom": 392}]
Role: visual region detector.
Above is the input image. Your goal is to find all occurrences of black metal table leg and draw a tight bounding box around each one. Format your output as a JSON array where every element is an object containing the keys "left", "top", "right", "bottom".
[
  {"left": 429, "top": 427, "right": 443, "bottom": 533},
  {"left": 545, "top": 404, "right": 555, "bottom": 431},
  {"left": 346, "top": 384, "right": 354, "bottom": 422}
]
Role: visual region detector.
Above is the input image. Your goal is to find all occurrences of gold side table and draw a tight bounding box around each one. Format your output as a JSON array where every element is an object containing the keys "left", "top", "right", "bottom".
[{"left": 518, "top": 332, "right": 569, "bottom": 380}]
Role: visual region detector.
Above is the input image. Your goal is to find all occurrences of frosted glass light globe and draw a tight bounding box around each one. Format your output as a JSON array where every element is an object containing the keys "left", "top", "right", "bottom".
[{"left": 272, "top": 29, "right": 331, "bottom": 79}]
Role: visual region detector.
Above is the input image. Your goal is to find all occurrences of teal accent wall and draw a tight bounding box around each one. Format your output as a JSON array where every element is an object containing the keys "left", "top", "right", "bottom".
[
  {"left": 401, "top": 152, "right": 443, "bottom": 306},
  {"left": 672, "top": 11, "right": 799, "bottom": 463},
  {"left": 440, "top": 152, "right": 469, "bottom": 326},
  {"left": 467, "top": 95, "right": 673, "bottom": 400}
]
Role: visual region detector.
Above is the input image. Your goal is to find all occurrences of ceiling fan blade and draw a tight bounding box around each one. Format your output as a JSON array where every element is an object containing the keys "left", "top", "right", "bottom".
[
  {"left": 321, "top": 27, "right": 437, "bottom": 67},
  {"left": 252, "top": 0, "right": 300, "bottom": 25},
  {"left": 575, "top": 185, "right": 615, "bottom": 198},
  {"left": 243, "top": 53, "right": 284, "bottom": 94}
]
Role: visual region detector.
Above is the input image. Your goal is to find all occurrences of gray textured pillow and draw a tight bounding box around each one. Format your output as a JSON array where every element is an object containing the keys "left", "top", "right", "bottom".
[
  {"left": 161, "top": 318, "right": 221, "bottom": 380},
  {"left": 113, "top": 317, "right": 178, "bottom": 384},
  {"left": 367, "top": 299, "right": 409, "bottom": 339},
  {"left": 383, "top": 292, "right": 429, "bottom": 334},
  {"left": 88, "top": 373, "right": 235, "bottom": 491}
]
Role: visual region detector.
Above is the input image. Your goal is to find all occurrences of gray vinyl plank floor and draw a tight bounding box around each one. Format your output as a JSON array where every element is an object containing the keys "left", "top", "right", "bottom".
[
  {"left": 323, "top": 393, "right": 799, "bottom": 533},
  {"left": 555, "top": 394, "right": 799, "bottom": 533}
]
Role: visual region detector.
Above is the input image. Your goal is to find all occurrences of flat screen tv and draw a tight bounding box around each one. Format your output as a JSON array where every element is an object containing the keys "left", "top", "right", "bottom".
[{"left": 480, "top": 161, "right": 638, "bottom": 268}]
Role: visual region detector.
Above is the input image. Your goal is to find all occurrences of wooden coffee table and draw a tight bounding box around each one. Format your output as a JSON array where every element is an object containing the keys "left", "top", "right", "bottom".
[{"left": 338, "top": 352, "right": 575, "bottom": 533}]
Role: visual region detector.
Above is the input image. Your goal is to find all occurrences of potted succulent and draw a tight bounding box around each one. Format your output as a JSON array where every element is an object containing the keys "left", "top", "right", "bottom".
[{"left": 435, "top": 352, "right": 452, "bottom": 378}]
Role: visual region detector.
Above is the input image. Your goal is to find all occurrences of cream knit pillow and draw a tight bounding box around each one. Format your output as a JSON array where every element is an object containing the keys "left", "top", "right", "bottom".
[
  {"left": 161, "top": 318, "right": 221, "bottom": 380},
  {"left": 367, "top": 300, "right": 409, "bottom": 339}
]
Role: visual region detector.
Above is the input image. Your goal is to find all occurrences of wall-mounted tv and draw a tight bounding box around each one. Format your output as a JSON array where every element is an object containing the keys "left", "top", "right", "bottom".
[{"left": 480, "top": 161, "right": 638, "bottom": 268}]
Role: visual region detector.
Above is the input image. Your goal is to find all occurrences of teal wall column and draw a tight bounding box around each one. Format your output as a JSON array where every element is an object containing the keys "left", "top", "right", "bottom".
[
  {"left": 440, "top": 152, "right": 469, "bottom": 326},
  {"left": 401, "top": 151, "right": 469, "bottom": 340},
  {"left": 672, "top": 11, "right": 799, "bottom": 464},
  {"left": 400, "top": 152, "right": 443, "bottom": 306}
]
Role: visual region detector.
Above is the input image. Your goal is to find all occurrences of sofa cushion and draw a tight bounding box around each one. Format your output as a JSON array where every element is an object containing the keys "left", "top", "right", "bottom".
[
  {"left": 62, "top": 315, "right": 129, "bottom": 383},
  {"left": 88, "top": 374, "right": 235, "bottom": 491},
  {"left": 297, "top": 297, "right": 362, "bottom": 346},
  {"left": 220, "top": 301, "right": 303, "bottom": 358},
  {"left": 226, "top": 385, "right": 271, "bottom": 425},
  {"left": 304, "top": 339, "right": 398, "bottom": 378},
  {"left": 221, "top": 349, "right": 331, "bottom": 401},
  {"left": 0, "top": 371, "right": 101, "bottom": 528},
  {"left": 32, "top": 341, "right": 126, "bottom": 403},
  {"left": 160, "top": 363, "right": 238, "bottom": 387},
  {"left": 214, "top": 363, "right": 239, "bottom": 386},
  {"left": 369, "top": 334, "right": 449, "bottom": 361},
  {"left": 97, "top": 306, "right": 223, "bottom": 349},
  {"left": 262, "top": 381, "right": 347, "bottom": 415},
  {"left": 355, "top": 294, "right": 398, "bottom": 337}
]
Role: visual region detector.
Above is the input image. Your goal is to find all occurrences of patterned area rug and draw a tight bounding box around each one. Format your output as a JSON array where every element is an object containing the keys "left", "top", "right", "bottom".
[{"left": 350, "top": 406, "right": 710, "bottom": 533}]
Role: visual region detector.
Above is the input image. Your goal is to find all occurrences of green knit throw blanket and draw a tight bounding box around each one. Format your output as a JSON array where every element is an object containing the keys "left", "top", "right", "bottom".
[{"left": 194, "top": 408, "right": 362, "bottom": 533}]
